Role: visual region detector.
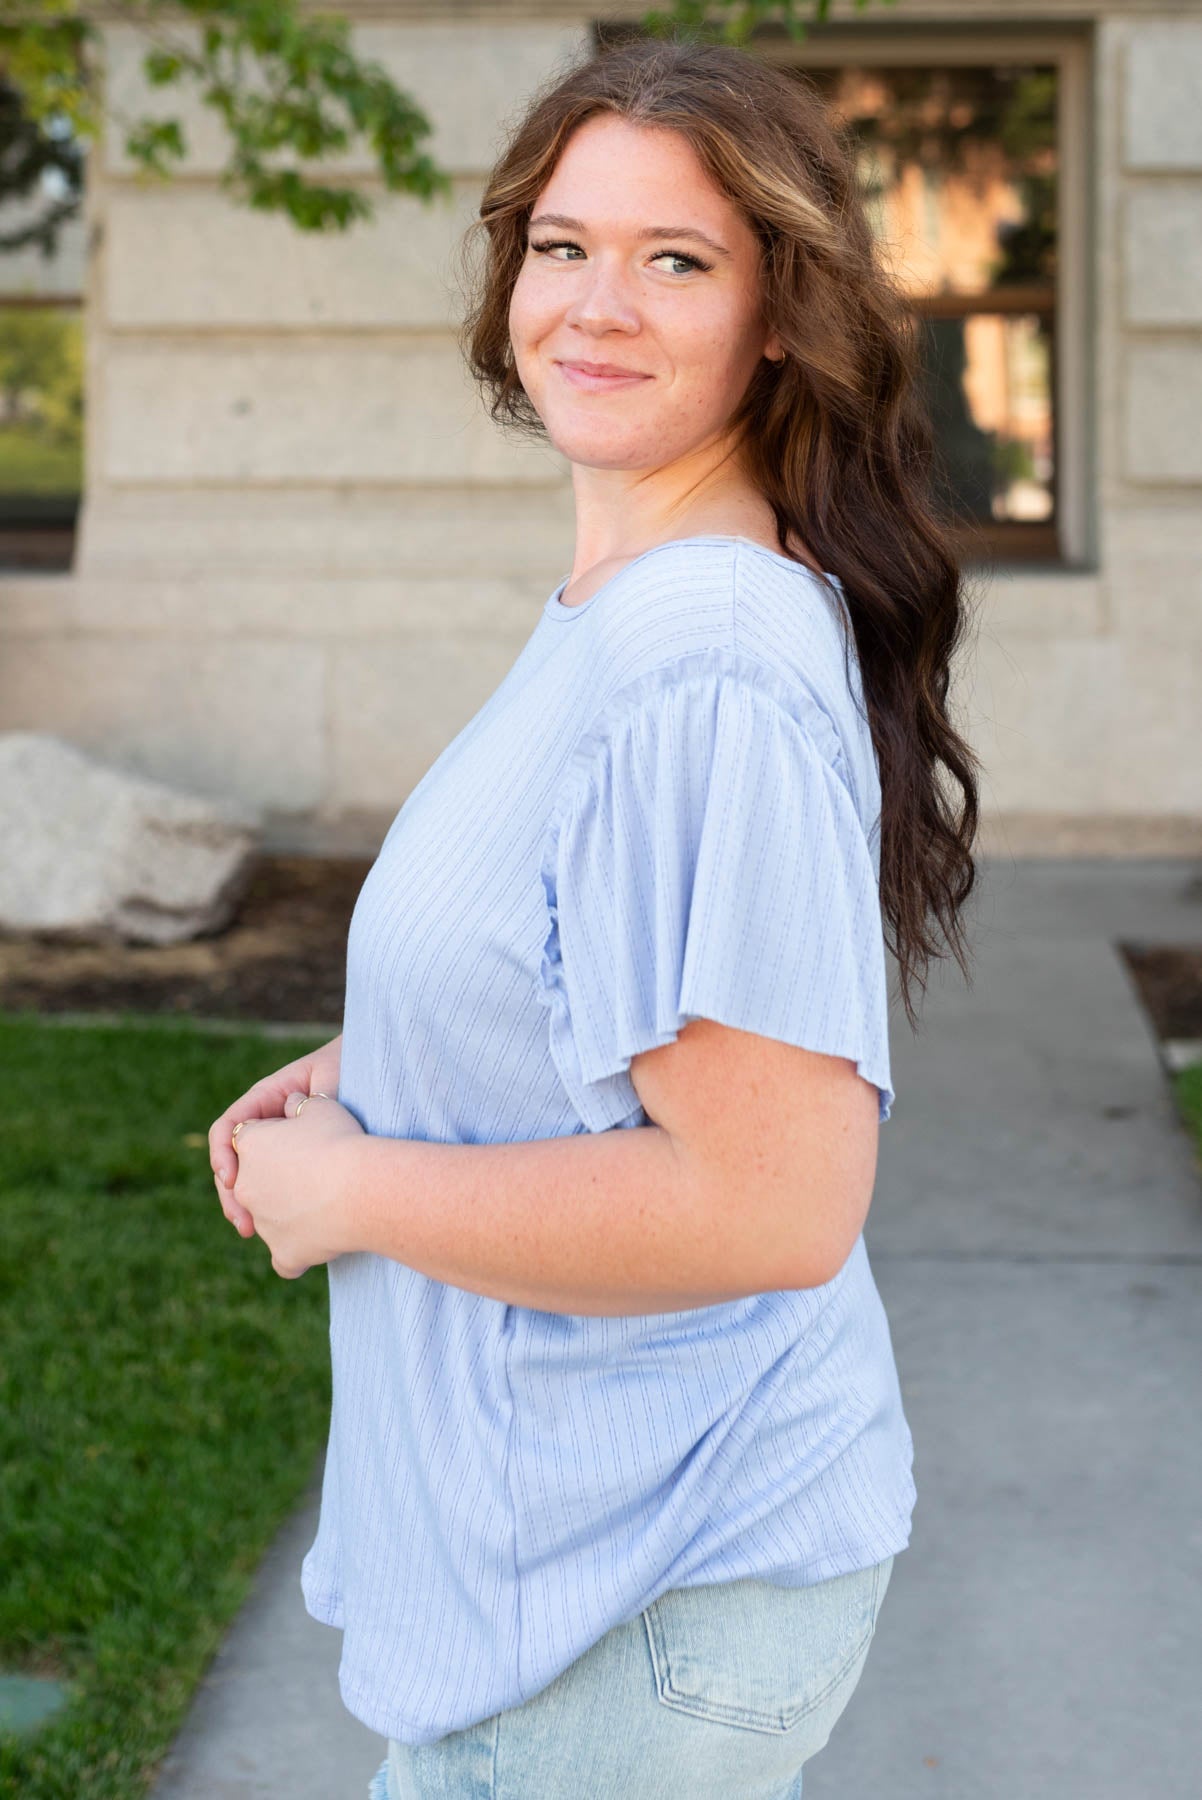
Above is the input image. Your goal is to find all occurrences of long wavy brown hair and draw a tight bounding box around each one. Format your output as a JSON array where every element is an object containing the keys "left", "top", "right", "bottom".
[{"left": 454, "top": 32, "right": 982, "bottom": 1031}]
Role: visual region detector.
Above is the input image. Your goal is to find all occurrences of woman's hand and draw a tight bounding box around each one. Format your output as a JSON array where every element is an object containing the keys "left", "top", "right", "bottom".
[
  {"left": 225, "top": 1090, "right": 365, "bottom": 1280},
  {"left": 209, "top": 1034, "right": 343, "bottom": 1234}
]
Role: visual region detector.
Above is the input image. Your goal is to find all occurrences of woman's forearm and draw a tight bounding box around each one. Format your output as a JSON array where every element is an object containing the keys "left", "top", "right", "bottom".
[{"left": 330, "top": 1125, "right": 820, "bottom": 1317}]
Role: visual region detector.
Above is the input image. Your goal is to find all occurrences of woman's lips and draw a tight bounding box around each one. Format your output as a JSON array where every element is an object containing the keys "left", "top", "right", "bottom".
[{"left": 555, "top": 361, "right": 652, "bottom": 392}]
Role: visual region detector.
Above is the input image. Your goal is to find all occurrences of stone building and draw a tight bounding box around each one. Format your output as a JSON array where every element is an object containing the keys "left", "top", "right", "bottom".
[{"left": 0, "top": 0, "right": 1199, "bottom": 856}]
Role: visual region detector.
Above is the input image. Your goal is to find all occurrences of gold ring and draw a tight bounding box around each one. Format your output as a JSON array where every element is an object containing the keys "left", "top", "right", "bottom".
[
  {"left": 296, "top": 1091, "right": 335, "bottom": 1117},
  {"left": 231, "top": 1121, "right": 245, "bottom": 1147}
]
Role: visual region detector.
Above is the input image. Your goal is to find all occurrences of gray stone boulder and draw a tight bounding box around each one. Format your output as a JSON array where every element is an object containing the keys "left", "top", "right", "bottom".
[{"left": 0, "top": 731, "right": 262, "bottom": 945}]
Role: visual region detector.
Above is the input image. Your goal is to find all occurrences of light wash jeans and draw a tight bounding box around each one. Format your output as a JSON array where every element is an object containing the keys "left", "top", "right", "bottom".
[{"left": 365, "top": 1554, "right": 894, "bottom": 1799}]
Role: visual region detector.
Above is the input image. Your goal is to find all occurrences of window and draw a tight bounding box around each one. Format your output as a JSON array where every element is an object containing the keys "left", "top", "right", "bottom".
[
  {"left": 0, "top": 76, "right": 87, "bottom": 571},
  {"left": 799, "top": 60, "right": 1059, "bottom": 565}
]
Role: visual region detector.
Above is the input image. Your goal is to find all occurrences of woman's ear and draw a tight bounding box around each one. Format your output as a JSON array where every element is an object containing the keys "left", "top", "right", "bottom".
[{"left": 763, "top": 329, "right": 785, "bottom": 364}]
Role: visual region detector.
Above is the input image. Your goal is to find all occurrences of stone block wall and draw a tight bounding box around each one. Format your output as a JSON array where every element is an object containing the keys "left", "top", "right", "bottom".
[{"left": 0, "top": 1, "right": 1198, "bottom": 855}]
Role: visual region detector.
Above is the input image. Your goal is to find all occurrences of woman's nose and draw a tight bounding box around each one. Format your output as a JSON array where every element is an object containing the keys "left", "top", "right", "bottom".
[{"left": 562, "top": 259, "right": 640, "bottom": 332}]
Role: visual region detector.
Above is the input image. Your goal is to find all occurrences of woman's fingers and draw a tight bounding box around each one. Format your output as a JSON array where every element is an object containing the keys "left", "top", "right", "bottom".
[
  {"left": 214, "top": 1149, "right": 255, "bottom": 1234},
  {"left": 231, "top": 1208, "right": 255, "bottom": 1237},
  {"left": 209, "top": 1123, "right": 252, "bottom": 1229},
  {"left": 221, "top": 1185, "right": 254, "bottom": 1235},
  {"left": 209, "top": 1114, "right": 242, "bottom": 1191},
  {"left": 208, "top": 1081, "right": 277, "bottom": 1186},
  {"left": 208, "top": 1051, "right": 329, "bottom": 1241}
]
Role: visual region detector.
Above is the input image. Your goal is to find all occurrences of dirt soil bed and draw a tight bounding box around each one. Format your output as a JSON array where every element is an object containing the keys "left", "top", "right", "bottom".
[
  {"left": 0, "top": 855, "right": 370, "bottom": 1029},
  {"left": 1119, "top": 942, "right": 1202, "bottom": 1043},
  {"left": 2, "top": 854, "right": 1201, "bottom": 1045}
]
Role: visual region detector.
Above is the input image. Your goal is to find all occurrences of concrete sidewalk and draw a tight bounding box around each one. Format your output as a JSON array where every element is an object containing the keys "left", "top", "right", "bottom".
[{"left": 150, "top": 857, "right": 1202, "bottom": 1800}]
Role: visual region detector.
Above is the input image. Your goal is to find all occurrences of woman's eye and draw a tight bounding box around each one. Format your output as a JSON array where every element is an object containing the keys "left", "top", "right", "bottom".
[
  {"left": 649, "top": 250, "right": 709, "bottom": 275},
  {"left": 527, "top": 239, "right": 585, "bottom": 260},
  {"left": 527, "top": 240, "right": 711, "bottom": 275}
]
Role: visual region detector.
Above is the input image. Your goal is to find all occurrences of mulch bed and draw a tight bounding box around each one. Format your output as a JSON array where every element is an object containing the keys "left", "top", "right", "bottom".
[
  {"left": 1, "top": 854, "right": 1201, "bottom": 1045},
  {"left": 1119, "top": 942, "right": 1202, "bottom": 1044},
  {"left": 0, "top": 855, "right": 370, "bottom": 1029}
]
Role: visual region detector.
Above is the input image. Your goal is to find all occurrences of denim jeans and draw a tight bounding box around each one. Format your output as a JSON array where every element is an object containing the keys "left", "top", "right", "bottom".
[{"left": 365, "top": 1554, "right": 894, "bottom": 1799}]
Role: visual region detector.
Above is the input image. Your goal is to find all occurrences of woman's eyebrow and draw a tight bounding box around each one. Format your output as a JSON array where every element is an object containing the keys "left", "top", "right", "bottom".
[{"left": 527, "top": 212, "right": 732, "bottom": 259}]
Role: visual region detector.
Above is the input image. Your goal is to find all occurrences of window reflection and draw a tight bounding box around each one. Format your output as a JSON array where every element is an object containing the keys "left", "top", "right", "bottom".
[
  {"left": 920, "top": 311, "right": 1054, "bottom": 524},
  {"left": 0, "top": 304, "right": 84, "bottom": 528},
  {"left": 0, "top": 77, "right": 86, "bottom": 569},
  {"left": 801, "top": 63, "right": 1058, "bottom": 552}
]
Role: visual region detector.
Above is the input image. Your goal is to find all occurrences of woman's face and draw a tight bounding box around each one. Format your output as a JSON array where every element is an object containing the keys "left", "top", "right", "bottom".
[{"left": 508, "top": 113, "right": 781, "bottom": 472}]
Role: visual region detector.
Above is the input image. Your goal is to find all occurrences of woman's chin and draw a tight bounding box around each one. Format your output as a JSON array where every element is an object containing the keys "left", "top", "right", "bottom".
[{"left": 545, "top": 422, "right": 686, "bottom": 471}]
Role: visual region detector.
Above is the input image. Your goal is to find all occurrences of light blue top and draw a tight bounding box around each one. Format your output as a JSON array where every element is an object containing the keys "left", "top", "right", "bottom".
[{"left": 300, "top": 535, "right": 917, "bottom": 1745}]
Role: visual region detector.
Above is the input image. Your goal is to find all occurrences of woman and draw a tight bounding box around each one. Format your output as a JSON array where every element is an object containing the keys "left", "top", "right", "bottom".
[{"left": 209, "top": 32, "right": 980, "bottom": 1799}]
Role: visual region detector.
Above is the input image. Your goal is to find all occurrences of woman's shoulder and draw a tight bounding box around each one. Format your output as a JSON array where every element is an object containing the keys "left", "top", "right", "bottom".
[
  {"left": 728, "top": 545, "right": 878, "bottom": 830},
  {"left": 725, "top": 538, "right": 854, "bottom": 672},
  {"left": 616, "top": 535, "right": 866, "bottom": 737},
  {"left": 590, "top": 533, "right": 849, "bottom": 672},
  {"left": 632, "top": 535, "right": 878, "bottom": 825},
  {"left": 558, "top": 533, "right": 874, "bottom": 800}
]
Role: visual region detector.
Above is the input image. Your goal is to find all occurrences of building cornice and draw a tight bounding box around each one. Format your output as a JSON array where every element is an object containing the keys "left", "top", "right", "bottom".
[{"left": 75, "top": 1, "right": 1202, "bottom": 23}]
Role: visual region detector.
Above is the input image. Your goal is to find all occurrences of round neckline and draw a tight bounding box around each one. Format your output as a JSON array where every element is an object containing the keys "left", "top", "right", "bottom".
[{"left": 542, "top": 534, "right": 842, "bottom": 621}]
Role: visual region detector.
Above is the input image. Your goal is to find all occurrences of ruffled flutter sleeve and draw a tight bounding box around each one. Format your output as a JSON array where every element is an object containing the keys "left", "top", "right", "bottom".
[{"left": 536, "top": 646, "right": 895, "bottom": 1134}]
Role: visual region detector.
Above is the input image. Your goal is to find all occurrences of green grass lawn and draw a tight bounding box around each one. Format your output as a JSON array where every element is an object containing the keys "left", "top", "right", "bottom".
[{"left": 0, "top": 1012, "right": 334, "bottom": 1800}]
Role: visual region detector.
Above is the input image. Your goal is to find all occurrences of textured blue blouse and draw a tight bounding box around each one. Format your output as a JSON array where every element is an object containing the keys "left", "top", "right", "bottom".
[{"left": 300, "top": 535, "right": 917, "bottom": 1745}]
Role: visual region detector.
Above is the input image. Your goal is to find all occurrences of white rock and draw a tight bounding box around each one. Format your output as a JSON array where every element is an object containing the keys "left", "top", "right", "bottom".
[
  {"left": 1163, "top": 1039, "right": 1202, "bottom": 1074},
  {"left": 0, "top": 731, "right": 261, "bottom": 945}
]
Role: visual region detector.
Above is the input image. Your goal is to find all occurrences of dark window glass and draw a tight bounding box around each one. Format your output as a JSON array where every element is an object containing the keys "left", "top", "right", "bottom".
[{"left": 799, "top": 63, "right": 1058, "bottom": 560}]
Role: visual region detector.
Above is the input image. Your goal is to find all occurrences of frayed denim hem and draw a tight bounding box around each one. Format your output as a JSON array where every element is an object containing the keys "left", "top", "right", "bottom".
[{"left": 366, "top": 1754, "right": 390, "bottom": 1800}]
